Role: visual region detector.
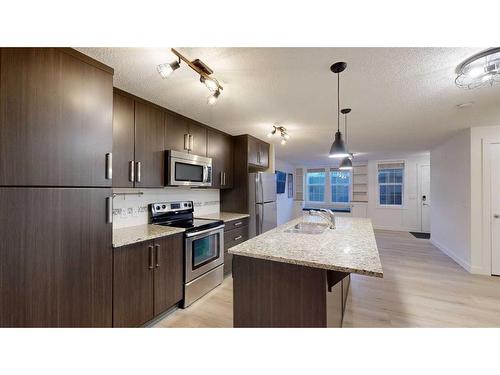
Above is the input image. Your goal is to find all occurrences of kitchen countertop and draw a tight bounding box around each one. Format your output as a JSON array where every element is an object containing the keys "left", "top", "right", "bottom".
[
  {"left": 228, "top": 215, "right": 383, "bottom": 277},
  {"left": 195, "top": 212, "right": 250, "bottom": 223},
  {"left": 113, "top": 224, "right": 185, "bottom": 248}
]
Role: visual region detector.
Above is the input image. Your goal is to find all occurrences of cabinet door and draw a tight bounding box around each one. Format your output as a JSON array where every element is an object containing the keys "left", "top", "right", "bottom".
[
  {"left": 153, "top": 234, "right": 184, "bottom": 316},
  {"left": 112, "top": 92, "right": 135, "bottom": 187},
  {"left": 0, "top": 187, "right": 112, "bottom": 327},
  {"left": 259, "top": 141, "right": 270, "bottom": 169},
  {"left": 247, "top": 136, "right": 260, "bottom": 166},
  {"left": 165, "top": 111, "right": 189, "bottom": 152},
  {"left": 113, "top": 241, "right": 154, "bottom": 327},
  {"left": 134, "top": 101, "right": 165, "bottom": 187},
  {"left": 0, "top": 48, "right": 113, "bottom": 187},
  {"left": 188, "top": 120, "right": 207, "bottom": 156},
  {"left": 207, "top": 130, "right": 233, "bottom": 189}
]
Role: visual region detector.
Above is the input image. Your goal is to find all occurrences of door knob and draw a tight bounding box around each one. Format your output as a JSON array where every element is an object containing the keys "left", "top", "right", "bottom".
[{"left": 494, "top": 214, "right": 500, "bottom": 219}]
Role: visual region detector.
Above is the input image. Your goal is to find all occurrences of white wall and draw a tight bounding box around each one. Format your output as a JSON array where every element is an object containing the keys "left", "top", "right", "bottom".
[
  {"left": 275, "top": 159, "right": 301, "bottom": 225},
  {"left": 367, "top": 153, "right": 430, "bottom": 231},
  {"left": 430, "top": 129, "right": 472, "bottom": 271},
  {"left": 112, "top": 188, "right": 219, "bottom": 229}
]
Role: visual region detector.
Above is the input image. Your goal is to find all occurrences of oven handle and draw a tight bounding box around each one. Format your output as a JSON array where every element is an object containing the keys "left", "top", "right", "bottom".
[{"left": 185, "top": 225, "right": 225, "bottom": 238}]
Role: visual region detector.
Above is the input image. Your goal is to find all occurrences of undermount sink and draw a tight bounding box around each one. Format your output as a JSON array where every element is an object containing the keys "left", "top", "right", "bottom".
[{"left": 284, "top": 222, "right": 329, "bottom": 234}]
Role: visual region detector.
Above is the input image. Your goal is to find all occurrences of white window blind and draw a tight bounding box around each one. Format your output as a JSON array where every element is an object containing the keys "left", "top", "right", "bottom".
[{"left": 378, "top": 162, "right": 404, "bottom": 206}]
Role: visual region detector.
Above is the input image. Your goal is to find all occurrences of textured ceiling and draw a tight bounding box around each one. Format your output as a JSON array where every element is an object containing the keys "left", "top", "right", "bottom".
[{"left": 77, "top": 47, "right": 500, "bottom": 166}]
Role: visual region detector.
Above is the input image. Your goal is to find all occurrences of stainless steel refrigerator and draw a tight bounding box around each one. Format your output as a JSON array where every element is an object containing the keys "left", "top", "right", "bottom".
[{"left": 248, "top": 172, "right": 277, "bottom": 238}]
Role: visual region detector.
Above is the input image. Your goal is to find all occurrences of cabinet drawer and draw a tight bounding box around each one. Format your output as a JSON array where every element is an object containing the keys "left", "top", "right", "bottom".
[
  {"left": 224, "top": 226, "right": 249, "bottom": 249},
  {"left": 224, "top": 217, "right": 249, "bottom": 232}
]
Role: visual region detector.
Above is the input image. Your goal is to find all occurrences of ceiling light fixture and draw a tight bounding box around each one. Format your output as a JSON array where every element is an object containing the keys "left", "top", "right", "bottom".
[
  {"left": 328, "top": 62, "right": 350, "bottom": 158},
  {"left": 267, "top": 125, "right": 289, "bottom": 145},
  {"left": 455, "top": 47, "right": 500, "bottom": 89},
  {"left": 207, "top": 89, "right": 221, "bottom": 105},
  {"left": 339, "top": 108, "right": 353, "bottom": 170},
  {"left": 157, "top": 48, "right": 224, "bottom": 104}
]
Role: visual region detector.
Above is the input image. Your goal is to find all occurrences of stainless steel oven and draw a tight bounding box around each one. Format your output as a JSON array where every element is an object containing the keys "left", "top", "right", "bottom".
[
  {"left": 167, "top": 150, "right": 212, "bottom": 187},
  {"left": 184, "top": 224, "right": 224, "bottom": 307}
]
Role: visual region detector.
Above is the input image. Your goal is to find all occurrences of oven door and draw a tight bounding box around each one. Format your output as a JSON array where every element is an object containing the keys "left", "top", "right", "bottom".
[
  {"left": 169, "top": 156, "right": 212, "bottom": 187},
  {"left": 185, "top": 226, "right": 224, "bottom": 282}
]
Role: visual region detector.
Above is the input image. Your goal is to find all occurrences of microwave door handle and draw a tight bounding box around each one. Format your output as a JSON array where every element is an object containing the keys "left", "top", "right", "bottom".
[{"left": 203, "top": 166, "right": 208, "bottom": 183}]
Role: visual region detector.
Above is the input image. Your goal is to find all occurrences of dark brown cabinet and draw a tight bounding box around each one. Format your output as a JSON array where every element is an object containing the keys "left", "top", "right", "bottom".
[
  {"left": 247, "top": 135, "right": 270, "bottom": 169},
  {"left": 112, "top": 92, "right": 135, "bottom": 187},
  {"left": 187, "top": 120, "right": 207, "bottom": 156},
  {"left": 113, "top": 234, "right": 184, "bottom": 327},
  {"left": 0, "top": 187, "right": 113, "bottom": 327},
  {"left": 153, "top": 234, "right": 184, "bottom": 316},
  {"left": 223, "top": 218, "right": 249, "bottom": 276},
  {"left": 0, "top": 48, "right": 113, "bottom": 187},
  {"left": 135, "top": 101, "right": 165, "bottom": 187},
  {"left": 165, "top": 111, "right": 189, "bottom": 153},
  {"left": 207, "top": 129, "right": 233, "bottom": 189}
]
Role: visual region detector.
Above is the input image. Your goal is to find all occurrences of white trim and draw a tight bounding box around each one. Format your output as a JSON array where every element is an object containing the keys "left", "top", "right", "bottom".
[
  {"left": 375, "top": 159, "right": 406, "bottom": 209},
  {"left": 431, "top": 238, "right": 471, "bottom": 272},
  {"left": 417, "top": 163, "right": 431, "bottom": 233},
  {"left": 372, "top": 224, "right": 420, "bottom": 232}
]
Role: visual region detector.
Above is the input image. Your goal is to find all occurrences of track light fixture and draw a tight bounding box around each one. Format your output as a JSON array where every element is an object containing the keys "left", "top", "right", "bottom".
[
  {"left": 157, "top": 48, "right": 224, "bottom": 104},
  {"left": 267, "top": 125, "right": 289, "bottom": 145}
]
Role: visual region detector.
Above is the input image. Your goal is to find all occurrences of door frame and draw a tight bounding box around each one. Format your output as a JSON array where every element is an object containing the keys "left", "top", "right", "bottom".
[
  {"left": 417, "top": 164, "right": 431, "bottom": 233},
  {"left": 482, "top": 141, "right": 500, "bottom": 275}
]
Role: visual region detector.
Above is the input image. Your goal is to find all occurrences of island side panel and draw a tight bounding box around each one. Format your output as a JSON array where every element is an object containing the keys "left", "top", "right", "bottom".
[{"left": 232, "top": 255, "right": 328, "bottom": 328}]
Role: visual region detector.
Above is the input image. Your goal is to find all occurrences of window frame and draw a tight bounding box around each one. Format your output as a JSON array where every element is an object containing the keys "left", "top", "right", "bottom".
[
  {"left": 305, "top": 170, "right": 326, "bottom": 203},
  {"left": 376, "top": 161, "right": 406, "bottom": 209},
  {"left": 330, "top": 169, "right": 352, "bottom": 204}
]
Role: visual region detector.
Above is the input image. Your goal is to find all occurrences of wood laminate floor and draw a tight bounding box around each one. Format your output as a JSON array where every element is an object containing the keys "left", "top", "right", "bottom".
[{"left": 155, "top": 230, "right": 500, "bottom": 328}]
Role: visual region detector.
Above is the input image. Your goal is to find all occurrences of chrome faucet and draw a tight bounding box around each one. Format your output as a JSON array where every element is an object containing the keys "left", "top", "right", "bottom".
[{"left": 309, "top": 209, "right": 336, "bottom": 229}]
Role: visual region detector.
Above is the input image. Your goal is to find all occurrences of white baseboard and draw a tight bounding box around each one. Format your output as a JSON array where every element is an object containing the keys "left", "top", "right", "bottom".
[
  {"left": 430, "top": 238, "right": 471, "bottom": 272},
  {"left": 372, "top": 224, "right": 420, "bottom": 232}
]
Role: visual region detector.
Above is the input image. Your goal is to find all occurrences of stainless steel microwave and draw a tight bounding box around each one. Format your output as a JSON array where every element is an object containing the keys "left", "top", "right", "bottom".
[{"left": 167, "top": 150, "right": 212, "bottom": 187}]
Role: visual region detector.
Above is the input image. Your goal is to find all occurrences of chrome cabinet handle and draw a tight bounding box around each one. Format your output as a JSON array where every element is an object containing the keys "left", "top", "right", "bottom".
[
  {"left": 128, "top": 160, "right": 135, "bottom": 182},
  {"left": 155, "top": 244, "right": 160, "bottom": 268},
  {"left": 494, "top": 214, "right": 500, "bottom": 219},
  {"left": 135, "top": 161, "right": 141, "bottom": 183},
  {"left": 105, "top": 153, "right": 112, "bottom": 180},
  {"left": 189, "top": 134, "right": 194, "bottom": 151},
  {"left": 223, "top": 172, "right": 226, "bottom": 186},
  {"left": 234, "top": 221, "right": 242, "bottom": 227},
  {"left": 184, "top": 134, "right": 189, "bottom": 150},
  {"left": 257, "top": 151, "right": 260, "bottom": 164},
  {"left": 220, "top": 172, "right": 224, "bottom": 186},
  {"left": 106, "top": 197, "right": 113, "bottom": 224},
  {"left": 234, "top": 235, "right": 243, "bottom": 241},
  {"left": 148, "top": 245, "right": 154, "bottom": 270}
]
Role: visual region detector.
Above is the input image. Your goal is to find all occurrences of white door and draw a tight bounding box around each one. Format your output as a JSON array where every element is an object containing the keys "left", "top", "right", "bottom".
[
  {"left": 491, "top": 144, "right": 500, "bottom": 276},
  {"left": 419, "top": 165, "right": 431, "bottom": 233}
]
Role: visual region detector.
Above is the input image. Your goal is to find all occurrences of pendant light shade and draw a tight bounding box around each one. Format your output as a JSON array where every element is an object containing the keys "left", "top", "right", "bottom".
[
  {"left": 339, "top": 156, "right": 353, "bottom": 170},
  {"left": 328, "top": 62, "right": 350, "bottom": 158},
  {"left": 329, "top": 131, "right": 349, "bottom": 158}
]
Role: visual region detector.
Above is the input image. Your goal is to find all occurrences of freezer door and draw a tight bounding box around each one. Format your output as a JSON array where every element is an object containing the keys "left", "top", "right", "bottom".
[
  {"left": 256, "top": 201, "right": 277, "bottom": 235},
  {"left": 256, "top": 172, "right": 277, "bottom": 204}
]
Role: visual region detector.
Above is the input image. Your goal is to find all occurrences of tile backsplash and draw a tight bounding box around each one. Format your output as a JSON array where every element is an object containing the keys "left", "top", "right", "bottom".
[{"left": 112, "top": 187, "right": 220, "bottom": 229}]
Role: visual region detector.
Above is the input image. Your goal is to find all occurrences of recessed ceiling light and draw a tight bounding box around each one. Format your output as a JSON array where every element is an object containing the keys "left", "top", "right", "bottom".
[{"left": 456, "top": 102, "right": 474, "bottom": 109}]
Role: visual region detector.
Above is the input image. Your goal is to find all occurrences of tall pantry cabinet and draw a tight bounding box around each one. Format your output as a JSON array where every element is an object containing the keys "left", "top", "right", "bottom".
[{"left": 0, "top": 48, "right": 114, "bottom": 327}]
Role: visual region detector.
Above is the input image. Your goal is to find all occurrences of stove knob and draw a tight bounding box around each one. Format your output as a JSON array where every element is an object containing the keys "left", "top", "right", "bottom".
[
  {"left": 155, "top": 205, "right": 161, "bottom": 210},
  {"left": 162, "top": 205, "right": 166, "bottom": 209}
]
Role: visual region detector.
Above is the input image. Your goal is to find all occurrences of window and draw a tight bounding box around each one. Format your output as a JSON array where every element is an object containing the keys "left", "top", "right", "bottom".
[
  {"left": 331, "top": 170, "right": 351, "bottom": 203},
  {"left": 378, "top": 162, "right": 404, "bottom": 206},
  {"left": 306, "top": 170, "right": 325, "bottom": 202}
]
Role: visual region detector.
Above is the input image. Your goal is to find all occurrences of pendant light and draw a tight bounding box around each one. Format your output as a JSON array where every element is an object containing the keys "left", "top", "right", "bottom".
[
  {"left": 328, "top": 62, "right": 350, "bottom": 158},
  {"left": 339, "top": 108, "right": 353, "bottom": 170}
]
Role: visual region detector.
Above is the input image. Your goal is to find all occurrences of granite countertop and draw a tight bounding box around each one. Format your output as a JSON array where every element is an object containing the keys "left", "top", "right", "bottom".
[
  {"left": 195, "top": 212, "right": 250, "bottom": 223},
  {"left": 228, "top": 216, "right": 383, "bottom": 277},
  {"left": 113, "top": 224, "right": 185, "bottom": 248}
]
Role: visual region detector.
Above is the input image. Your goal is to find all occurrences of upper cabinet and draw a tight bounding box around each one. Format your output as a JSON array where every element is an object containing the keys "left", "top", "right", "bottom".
[
  {"left": 112, "top": 92, "right": 135, "bottom": 188},
  {"left": 112, "top": 90, "right": 165, "bottom": 188},
  {"left": 0, "top": 48, "right": 113, "bottom": 187},
  {"left": 134, "top": 101, "right": 165, "bottom": 188},
  {"left": 187, "top": 120, "right": 207, "bottom": 156},
  {"left": 207, "top": 129, "right": 233, "bottom": 189},
  {"left": 247, "top": 135, "right": 270, "bottom": 169},
  {"left": 164, "top": 112, "right": 207, "bottom": 157}
]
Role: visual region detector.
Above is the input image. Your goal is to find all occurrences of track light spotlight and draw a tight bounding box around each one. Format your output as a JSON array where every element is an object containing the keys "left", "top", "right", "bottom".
[
  {"left": 157, "top": 60, "right": 180, "bottom": 79},
  {"left": 207, "top": 90, "right": 221, "bottom": 105},
  {"left": 200, "top": 76, "right": 219, "bottom": 92}
]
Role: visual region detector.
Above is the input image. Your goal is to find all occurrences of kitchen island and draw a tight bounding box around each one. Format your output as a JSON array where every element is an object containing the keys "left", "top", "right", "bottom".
[{"left": 228, "top": 215, "right": 383, "bottom": 327}]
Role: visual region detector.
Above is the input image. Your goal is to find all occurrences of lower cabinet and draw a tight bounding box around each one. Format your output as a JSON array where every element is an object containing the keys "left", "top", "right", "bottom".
[
  {"left": 223, "top": 218, "right": 249, "bottom": 276},
  {"left": 326, "top": 274, "right": 351, "bottom": 328},
  {"left": 113, "top": 233, "right": 183, "bottom": 327}
]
